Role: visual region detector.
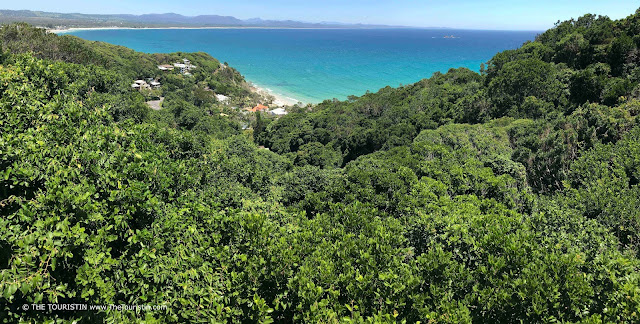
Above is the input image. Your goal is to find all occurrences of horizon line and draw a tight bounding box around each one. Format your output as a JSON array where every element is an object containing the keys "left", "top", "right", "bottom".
[{"left": 1, "top": 8, "right": 550, "bottom": 31}]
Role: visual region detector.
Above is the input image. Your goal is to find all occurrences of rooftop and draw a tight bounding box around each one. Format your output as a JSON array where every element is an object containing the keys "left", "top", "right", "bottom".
[
  {"left": 270, "top": 108, "right": 288, "bottom": 115},
  {"left": 250, "top": 104, "right": 269, "bottom": 112}
]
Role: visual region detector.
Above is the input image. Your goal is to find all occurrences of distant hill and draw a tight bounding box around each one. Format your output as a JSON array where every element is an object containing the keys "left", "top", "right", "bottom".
[{"left": 0, "top": 9, "right": 407, "bottom": 29}]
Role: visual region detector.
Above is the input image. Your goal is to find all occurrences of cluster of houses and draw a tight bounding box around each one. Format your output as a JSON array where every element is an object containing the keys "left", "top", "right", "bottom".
[
  {"left": 131, "top": 79, "right": 161, "bottom": 90},
  {"left": 243, "top": 104, "right": 288, "bottom": 116},
  {"left": 215, "top": 94, "right": 288, "bottom": 117},
  {"left": 158, "top": 58, "right": 197, "bottom": 75},
  {"left": 135, "top": 58, "right": 291, "bottom": 119},
  {"left": 131, "top": 58, "right": 198, "bottom": 91}
]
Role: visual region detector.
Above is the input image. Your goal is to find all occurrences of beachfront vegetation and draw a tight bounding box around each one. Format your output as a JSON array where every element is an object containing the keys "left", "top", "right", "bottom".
[{"left": 2, "top": 9, "right": 640, "bottom": 323}]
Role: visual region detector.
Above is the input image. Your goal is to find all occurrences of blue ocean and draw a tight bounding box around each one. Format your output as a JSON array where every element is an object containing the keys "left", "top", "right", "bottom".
[{"left": 64, "top": 28, "right": 539, "bottom": 103}]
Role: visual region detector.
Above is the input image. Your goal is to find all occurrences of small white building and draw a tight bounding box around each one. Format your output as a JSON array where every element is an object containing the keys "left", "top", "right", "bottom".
[
  {"left": 269, "top": 108, "right": 288, "bottom": 116},
  {"left": 150, "top": 81, "right": 161, "bottom": 89},
  {"left": 132, "top": 79, "right": 152, "bottom": 90},
  {"left": 174, "top": 63, "right": 193, "bottom": 74},
  {"left": 158, "top": 65, "right": 174, "bottom": 71},
  {"left": 173, "top": 60, "right": 197, "bottom": 74},
  {"left": 215, "top": 94, "right": 230, "bottom": 103}
]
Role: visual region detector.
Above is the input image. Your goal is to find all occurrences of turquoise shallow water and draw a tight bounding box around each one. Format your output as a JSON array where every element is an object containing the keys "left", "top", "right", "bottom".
[{"left": 65, "top": 28, "right": 539, "bottom": 103}]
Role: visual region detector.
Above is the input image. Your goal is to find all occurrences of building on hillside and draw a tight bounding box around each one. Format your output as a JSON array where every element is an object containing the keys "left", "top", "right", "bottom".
[
  {"left": 132, "top": 80, "right": 151, "bottom": 90},
  {"left": 250, "top": 104, "right": 269, "bottom": 112},
  {"left": 215, "top": 94, "right": 230, "bottom": 103},
  {"left": 173, "top": 61, "right": 197, "bottom": 74},
  {"left": 131, "top": 79, "right": 158, "bottom": 91},
  {"left": 157, "top": 64, "right": 174, "bottom": 71},
  {"left": 269, "top": 108, "right": 288, "bottom": 116},
  {"left": 173, "top": 63, "right": 188, "bottom": 74}
]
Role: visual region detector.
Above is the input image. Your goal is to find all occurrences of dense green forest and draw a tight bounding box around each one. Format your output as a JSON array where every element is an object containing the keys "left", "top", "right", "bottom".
[{"left": 2, "top": 9, "right": 640, "bottom": 323}]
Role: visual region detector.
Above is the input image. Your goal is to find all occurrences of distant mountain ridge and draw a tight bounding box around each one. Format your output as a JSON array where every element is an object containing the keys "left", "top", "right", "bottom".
[{"left": 0, "top": 9, "right": 414, "bottom": 28}]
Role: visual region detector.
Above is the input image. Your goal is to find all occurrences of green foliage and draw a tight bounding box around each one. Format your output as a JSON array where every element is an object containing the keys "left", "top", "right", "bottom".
[
  {"left": 488, "top": 58, "right": 566, "bottom": 116},
  {"left": 294, "top": 142, "right": 342, "bottom": 168},
  {"left": 3, "top": 11, "right": 640, "bottom": 323},
  {"left": 563, "top": 126, "right": 640, "bottom": 251}
]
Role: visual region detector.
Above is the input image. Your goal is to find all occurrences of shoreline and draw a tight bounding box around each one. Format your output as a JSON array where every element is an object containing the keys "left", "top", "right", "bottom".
[
  {"left": 49, "top": 26, "right": 310, "bottom": 106},
  {"left": 250, "top": 83, "right": 303, "bottom": 107}
]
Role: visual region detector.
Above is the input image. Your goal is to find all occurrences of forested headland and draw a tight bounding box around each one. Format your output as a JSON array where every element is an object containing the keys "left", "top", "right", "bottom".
[{"left": 2, "top": 9, "right": 640, "bottom": 323}]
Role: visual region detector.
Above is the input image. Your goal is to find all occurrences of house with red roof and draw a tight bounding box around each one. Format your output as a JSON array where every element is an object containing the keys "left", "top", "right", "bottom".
[{"left": 249, "top": 104, "right": 269, "bottom": 112}]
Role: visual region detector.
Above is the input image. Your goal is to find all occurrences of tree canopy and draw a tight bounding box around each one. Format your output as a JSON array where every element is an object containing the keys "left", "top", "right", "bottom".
[{"left": 2, "top": 9, "right": 640, "bottom": 322}]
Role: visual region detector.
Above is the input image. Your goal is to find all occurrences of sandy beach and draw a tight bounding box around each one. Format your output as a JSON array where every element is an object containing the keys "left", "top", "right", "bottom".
[
  {"left": 48, "top": 26, "right": 307, "bottom": 106},
  {"left": 251, "top": 84, "right": 302, "bottom": 107}
]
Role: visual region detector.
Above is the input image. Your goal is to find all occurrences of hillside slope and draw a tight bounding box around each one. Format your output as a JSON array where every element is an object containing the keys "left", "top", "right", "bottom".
[
  {"left": 260, "top": 10, "right": 640, "bottom": 193},
  {"left": 1, "top": 11, "right": 640, "bottom": 323}
]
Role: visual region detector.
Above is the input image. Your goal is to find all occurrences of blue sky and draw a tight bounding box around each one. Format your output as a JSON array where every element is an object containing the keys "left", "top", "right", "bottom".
[{"left": 3, "top": 0, "right": 639, "bottom": 30}]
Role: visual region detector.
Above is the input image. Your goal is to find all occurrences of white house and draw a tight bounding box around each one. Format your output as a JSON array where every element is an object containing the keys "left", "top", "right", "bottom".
[
  {"left": 132, "top": 79, "right": 153, "bottom": 90},
  {"left": 269, "top": 108, "right": 288, "bottom": 116},
  {"left": 215, "top": 94, "right": 230, "bottom": 103},
  {"left": 157, "top": 64, "right": 174, "bottom": 71}
]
